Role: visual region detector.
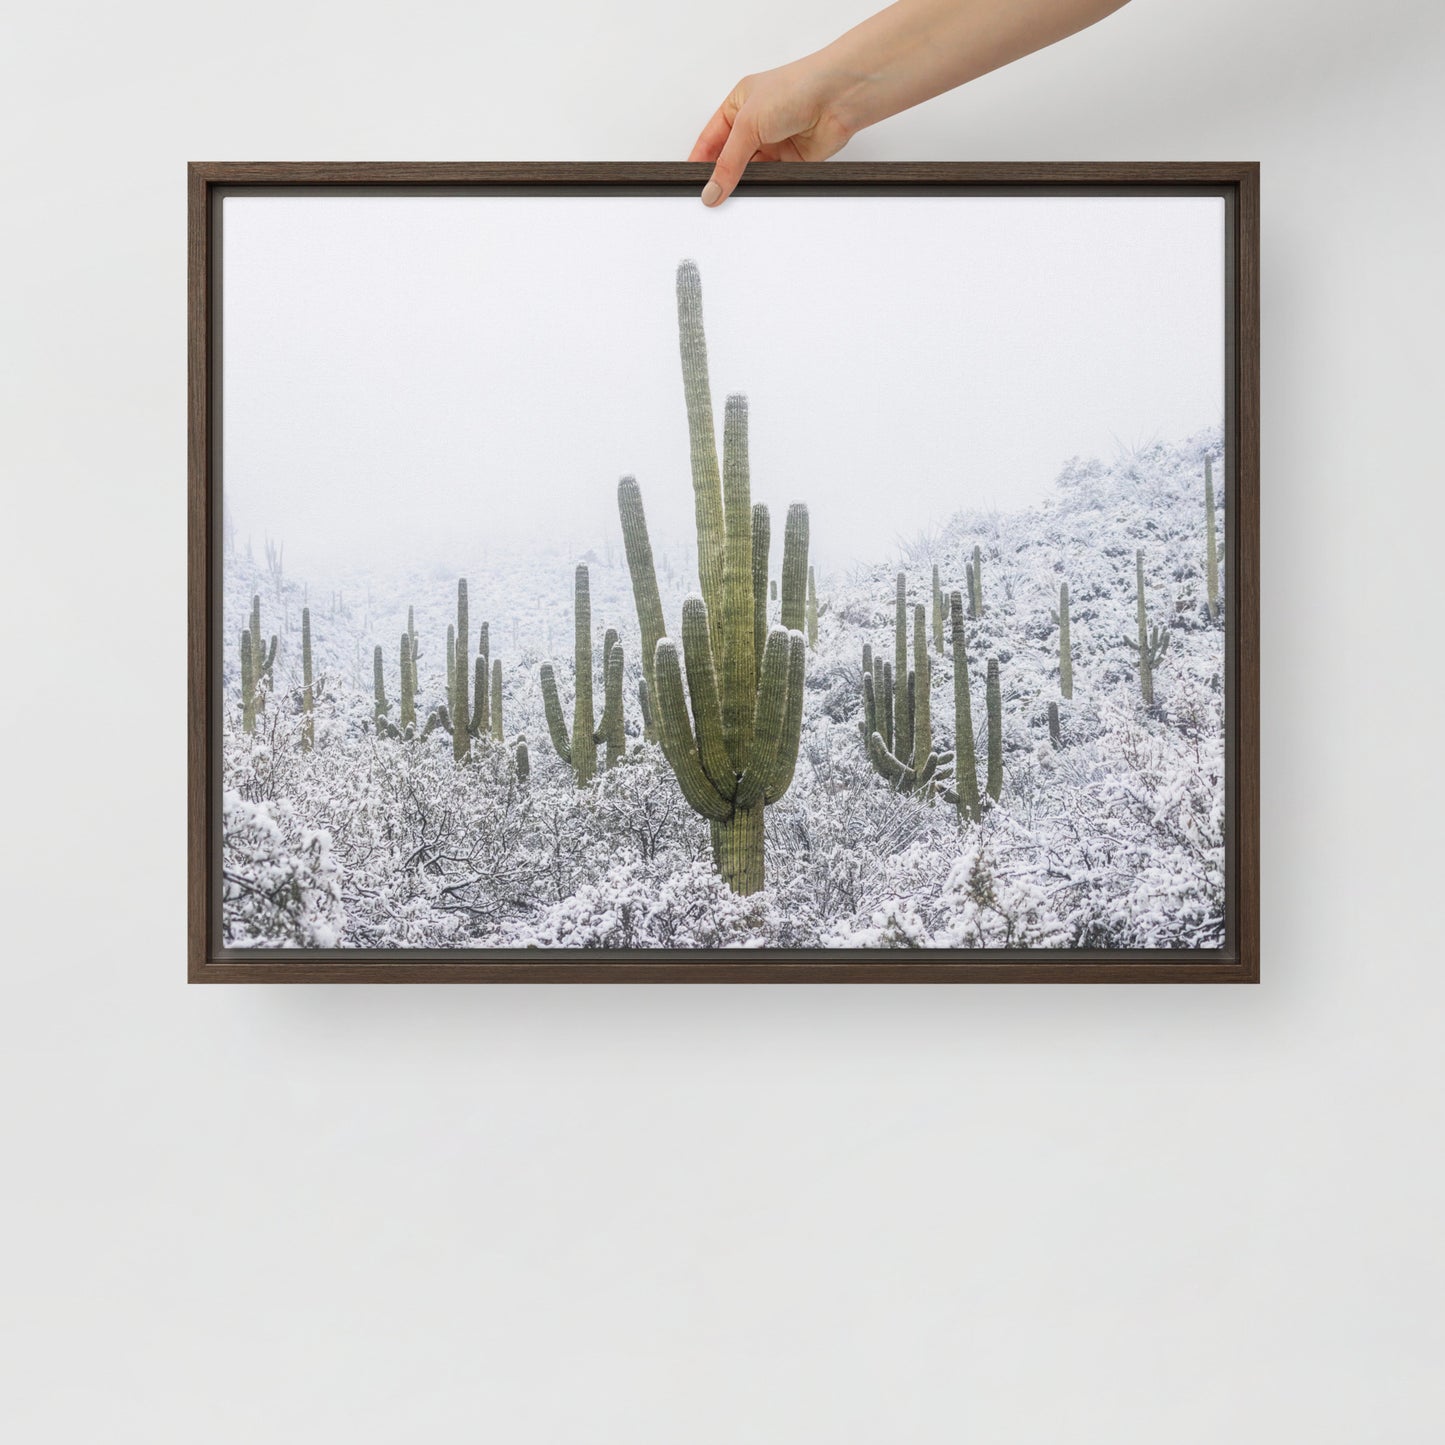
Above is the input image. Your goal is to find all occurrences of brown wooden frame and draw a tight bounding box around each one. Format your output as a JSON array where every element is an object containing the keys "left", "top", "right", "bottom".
[{"left": 189, "top": 162, "right": 1258, "bottom": 983}]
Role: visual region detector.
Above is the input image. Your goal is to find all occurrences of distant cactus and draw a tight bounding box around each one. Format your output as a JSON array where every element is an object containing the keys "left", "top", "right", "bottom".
[
  {"left": 931, "top": 565, "right": 944, "bottom": 654},
  {"left": 616, "top": 260, "right": 808, "bottom": 895},
  {"left": 894, "top": 572, "right": 908, "bottom": 726},
  {"left": 452, "top": 580, "right": 470, "bottom": 762},
  {"left": 601, "top": 629, "right": 626, "bottom": 769},
  {"left": 966, "top": 561, "right": 977, "bottom": 620},
  {"left": 865, "top": 603, "right": 945, "bottom": 796},
  {"left": 515, "top": 736, "right": 530, "bottom": 786},
  {"left": 240, "top": 629, "right": 256, "bottom": 734},
  {"left": 949, "top": 592, "right": 981, "bottom": 821},
  {"left": 1048, "top": 701, "right": 1062, "bottom": 750},
  {"left": 540, "top": 564, "right": 600, "bottom": 785},
  {"left": 471, "top": 622, "right": 491, "bottom": 738},
  {"left": 373, "top": 646, "right": 399, "bottom": 738},
  {"left": 1055, "top": 581, "right": 1073, "bottom": 699},
  {"left": 770, "top": 578, "right": 778, "bottom": 601},
  {"left": 400, "top": 633, "right": 417, "bottom": 733},
  {"left": 985, "top": 658, "right": 1003, "bottom": 802},
  {"left": 971, "top": 545, "right": 984, "bottom": 618},
  {"left": 245, "top": 595, "right": 277, "bottom": 718},
  {"left": 301, "top": 607, "right": 314, "bottom": 750},
  {"left": 1205, "top": 454, "right": 1221, "bottom": 622},
  {"left": 1127, "top": 549, "right": 1170, "bottom": 705},
  {"left": 806, "top": 566, "right": 819, "bottom": 647},
  {"left": 490, "top": 658, "right": 503, "bottom": 742}
]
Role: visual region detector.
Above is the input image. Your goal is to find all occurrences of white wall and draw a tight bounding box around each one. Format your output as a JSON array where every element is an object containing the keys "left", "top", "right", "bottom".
[{"left": 3, "top": 1, "right": 1443, "bottom": 1439}]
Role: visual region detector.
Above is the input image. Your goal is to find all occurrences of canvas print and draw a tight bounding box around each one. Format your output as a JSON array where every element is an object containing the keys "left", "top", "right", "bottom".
[{"left": 218, "top": 190, "right": 1228, "bottom": 953}]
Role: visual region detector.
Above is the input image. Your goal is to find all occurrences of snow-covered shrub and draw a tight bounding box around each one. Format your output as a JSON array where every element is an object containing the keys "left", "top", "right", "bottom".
[{"left": 221, "top": 791, "right": 343, "bottom": 947}]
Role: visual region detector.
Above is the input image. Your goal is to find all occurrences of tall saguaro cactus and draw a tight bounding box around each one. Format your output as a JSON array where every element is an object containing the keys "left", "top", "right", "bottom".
[
  {"left": 894, "top": 572, "right": 908, "bottom": 723},
  {"left": 1056, "top": 582, "right": 1073, "bottom": 699},
  {"left": 240, "top": 630, "right": 256, "bottom": 734},
  {"left": 617, "top": 260, "right": 809, "bottom": 895},
  {"left": 540, "top": 564, "right": 602, "bottom": 785},
  {"left": 400, "top": 632, "right": 417, "bottom": 733},
  {"left": 1204, "top": 454, "right": 1220, "bottom": 622},
  {"left": 972, "top": 545, "right": 984, "bottom": 618},
  {"left": 490, "top": 658, "right": 503, "bottom": 742},
  {"left": 242, "top": 595, "right": 277, "bottom": 724},
  {"left": 601, "top": 629, "right": 626, "bottom": 768},
  {"left": 949, "top": 592, "right": 981, "bottom": 822},
  {"left": 806, "top": 566, "right": 819, "bottom": 647},
  {"left": 985, "top": 658, "right": 1003, "bottom": 802},
  {"left": 931, "top": 565, "right": 944, "bottom": 654},
  {"left": 1128, "top": 549, "right": 1170, "bottom": 705},
  {"left": 452, "top": 580, "right": 471, "bottom": 762},
  {"left": 301, "top": 607, "right": 314, "bottom": 750}
]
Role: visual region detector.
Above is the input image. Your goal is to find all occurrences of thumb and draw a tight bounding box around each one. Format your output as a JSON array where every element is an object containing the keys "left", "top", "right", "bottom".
[{"left": 701, "top": 111, "right": 759, "bottom": 206}]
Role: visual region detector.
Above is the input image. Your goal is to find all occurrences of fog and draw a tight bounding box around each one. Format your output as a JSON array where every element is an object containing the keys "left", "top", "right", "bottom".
[{"left": 220, "top": 190, "right": 1225, "bottom": 577}]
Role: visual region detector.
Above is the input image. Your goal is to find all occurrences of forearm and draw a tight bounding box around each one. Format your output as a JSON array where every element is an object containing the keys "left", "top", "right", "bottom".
[{"left": 808, "top": 0, "right": 1130, "bottom": 137}]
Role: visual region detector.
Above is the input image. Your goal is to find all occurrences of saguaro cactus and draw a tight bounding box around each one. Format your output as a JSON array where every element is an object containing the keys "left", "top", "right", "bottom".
[
  {"left": 373, "top": 646, "right": 399, "bottom": 737},
  {"left": 515, "top": 737, "right": 530, "bottom": 786},
  {"left": 452, "top": 580, "right": 471, "bottom": 762},
  {"left": 806, "top": 566, "right": 819, "bottom": 647},
  {"left": 894, "top": 572, "right": 908, "bottom": 725},
  {"left": 601, "top": 629, "right": 625, "bottom": 768},
  {"left": 931, "top": 565, "right": 944, "bottom": 654},
  {"left": 1055, "top": 581, "right": 1073, "bottom": 700},
  {"left": 865, "top": 604, "right": 946, "bottom": 796},
  {"left": 240, "top": 630, "right": 256, "bottom": 734},
  {"left": 616, "top": 260, "right": 809, "bottom": 895},
  {"left": 985, "top": 658, "right": 1003, "bottom": 802},
  {"left": 1048, "top": 701, "right": 1062, "bottom": 750},
  {"left": 971, "top": 545, "right": 984, "bottom": 618},
  {"left": 540, "top": 564, "right": 601, "bottom": 785},
  {"left": 1128, "top": 548, "right": 1170, "bottom": 705},
  {"left": 490, "top": 658, "right": 503, "bottom": 742},
  {"left": 471, "top": 622, "right": 491, "bottom": 739},
  {"left": 301, "top": 607, "right": 314, "bottom": 750},
  {"left": 949, "top": 592, "right": 981, "bottom": 822},
  {"left": 241, "top": 592, "right": 274, "bottom": 722},
  {"left": 400, "top": 633, "right": 417, "bottom": 733},
  {"left": 1204, "top": 454, "right": 1221, "bottom": 622}
]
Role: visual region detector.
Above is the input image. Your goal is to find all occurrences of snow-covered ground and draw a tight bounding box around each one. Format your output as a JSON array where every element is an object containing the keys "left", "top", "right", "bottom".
[{"left": 222, "top": 428, "right": 1226, "bottom": 950}]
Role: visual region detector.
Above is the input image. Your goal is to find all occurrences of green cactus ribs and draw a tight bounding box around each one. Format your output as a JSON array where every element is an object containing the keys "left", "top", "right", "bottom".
[
  {"left": 239, "top": 594, "right": 277, "bottom": 734},
  {"left": 617, "top": 259, "right": 809, "bottom": 895},
  {"left": 1127, "top": 548, "right": 1170, "bottom": 706},
  {"left": 540, "top": 563, "right": 626, "bottom": 785}
]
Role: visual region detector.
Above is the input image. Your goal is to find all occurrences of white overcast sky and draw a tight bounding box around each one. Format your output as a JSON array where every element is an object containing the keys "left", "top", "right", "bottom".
[{"left": 221, "top": 191, "right": 1224, "bottom": 575}]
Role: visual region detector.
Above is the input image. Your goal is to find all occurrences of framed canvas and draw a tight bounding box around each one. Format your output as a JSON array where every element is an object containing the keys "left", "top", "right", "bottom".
[{"left": 188, "top": 162, "right": 1258, "bottom": 983}]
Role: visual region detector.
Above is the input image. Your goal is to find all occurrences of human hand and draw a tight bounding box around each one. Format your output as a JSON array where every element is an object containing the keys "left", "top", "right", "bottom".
[{"left": 689, "top": 58, "right": 859, "bottom": 208}]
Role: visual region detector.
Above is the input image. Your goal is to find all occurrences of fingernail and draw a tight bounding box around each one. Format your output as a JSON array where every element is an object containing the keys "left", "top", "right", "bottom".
[{"left": 700, "top": 181, "right": 722, "bottom": 207}]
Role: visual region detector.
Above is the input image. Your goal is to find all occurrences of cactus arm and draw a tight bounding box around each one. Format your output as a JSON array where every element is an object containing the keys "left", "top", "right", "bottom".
[
  {"left": 638, "top": 676, "right": 654, "bottom": 736},
  {"left": 680, "top": 598, "right": 733, "bottom": 793},
  {"left": 720, "top": 394, "right": 755, "bottom": 770},
  {"left": 734, "top": 627, "right": 791, "bottom": 809},
  {"left": 539, "top": 663, "right": 572, "bottom": 764},
  {"left": 653, "top": 640, "right": 732, "bottom": 820},
  {"left": 881, "top": 661, "right": 894, "bottom": 754},
  {"left": 778, "top": 503, "right": 810, "bottom": 635},
  {"left": 760, "top": 631, "right": 807, "bottom": 804},
  {"left": 751, "top": 503, "right": 770, "bottom": 689},
  {"left": 602, "top": 641, "right": 625, "bottom": 767},
  {"left": 373, "top": 645, "right": 389, "bottom": 726},
  {"left": 618, "top": 475, "right": 665, "bottom": 738},
  {"left": 676, "top": 260, "right": 727, "bottom": 645},
  {"left": 468, "top": 658, "right": 485, "bottom": 736},
  {"left": 862, "top": 663, "right": 878, "bottom": 740}
]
